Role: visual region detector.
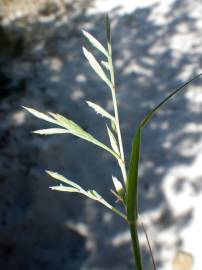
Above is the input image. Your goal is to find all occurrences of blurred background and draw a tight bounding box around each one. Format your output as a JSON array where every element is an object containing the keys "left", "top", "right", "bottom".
[{"left": 0, "top": 0, "right": 202, "bottom": 269}]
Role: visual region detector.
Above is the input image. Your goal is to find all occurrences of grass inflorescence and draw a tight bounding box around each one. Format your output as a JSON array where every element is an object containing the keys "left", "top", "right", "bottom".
[{"left": 24, "top": 14, "right": 202, "bottom": 270}]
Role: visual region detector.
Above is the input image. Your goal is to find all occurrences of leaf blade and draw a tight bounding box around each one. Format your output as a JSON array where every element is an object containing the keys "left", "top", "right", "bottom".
[
  {"left": 126, "top": 128, "right": 141, "bottom": 222},
  {"left": 140, "top": 73, "right": 202, "bottom": 129},
  {"left": 127, "top": 73, "right": 202, "bottom": 223}
]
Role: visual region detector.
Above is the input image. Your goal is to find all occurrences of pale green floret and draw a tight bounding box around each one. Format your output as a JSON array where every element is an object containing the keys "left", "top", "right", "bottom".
[{"left": 86, "top": 101, "right": 115, "bottom": 121}]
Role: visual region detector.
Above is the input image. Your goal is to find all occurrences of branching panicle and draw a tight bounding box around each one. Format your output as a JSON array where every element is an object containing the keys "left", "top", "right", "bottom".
[{"left": 24, "top": 14, "right": 202, "bottom": 270}]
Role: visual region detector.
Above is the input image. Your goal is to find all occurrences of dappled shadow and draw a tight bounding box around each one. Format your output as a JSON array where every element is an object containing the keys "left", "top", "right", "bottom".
[{"left": 0, "top": 0, "right": 202, "bottom": 269}]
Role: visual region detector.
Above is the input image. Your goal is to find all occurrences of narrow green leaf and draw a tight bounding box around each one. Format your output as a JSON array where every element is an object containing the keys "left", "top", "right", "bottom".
[
  {"left": 86, "top": 101, "right": 115, "bottom": 121},
  {"left": 50, "top": 186, "right": 80, "bottom": 192},
  {"left": 82, "top": 30, "right": 108, "bottom": 57},
  {"left": 23, "top": 106, "right": 57, "bottom": 125},
  {"left": 127, "top": 73, "right": 202, "bottom": 223},
  {"left": 82, "top": 47, "right": 112, "bottom": 88},
  {"left": 33, "top": 128, "right": 69, "bottom": 135},
  {"left": 106, "top": 125, "right": 120, "bottom": 155},
  {"left": 46, "top": 170, "right": 83, "bottom": 190},
  {"left": 140, "top": 73, "right": 202, "bottom": 129},
  {"left": 127, "top": 128, "right": 141, "bottom": 222}
]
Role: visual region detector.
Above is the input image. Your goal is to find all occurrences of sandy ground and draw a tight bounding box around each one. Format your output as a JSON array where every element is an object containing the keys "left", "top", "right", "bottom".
[{"left": 0, "top": 0, "right": 202, "bottom": 269}]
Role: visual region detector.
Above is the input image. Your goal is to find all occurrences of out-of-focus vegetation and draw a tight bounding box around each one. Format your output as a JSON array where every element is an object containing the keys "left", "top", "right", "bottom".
[
  {"left": 0, "top": 0, "right": 63, "bottom": 19},
  {"left": 0, "top": 0, "right": 92, "bottom": 99},
  {"left": 0, "top": 0, "right": 56, "bottom": 98},
  {"left": 0, "top": 0, "right": 91, "bottom": 20}
]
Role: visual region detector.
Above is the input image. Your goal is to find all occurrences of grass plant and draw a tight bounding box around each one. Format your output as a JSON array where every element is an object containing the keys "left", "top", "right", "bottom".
[{"left": 24, "top": 15, "right": 202, "bottom": 270}]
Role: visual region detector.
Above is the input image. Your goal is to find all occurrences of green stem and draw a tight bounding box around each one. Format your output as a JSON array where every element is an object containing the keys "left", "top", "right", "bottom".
[
  {"left": 129, "top": 221, "right": 144, "bottom": 270},
  {"left": 107, "top": 30, "right": 127, "bottom": 183},
  {"left": 105, "top": 16, "right": 143, "bottom": 269}
]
